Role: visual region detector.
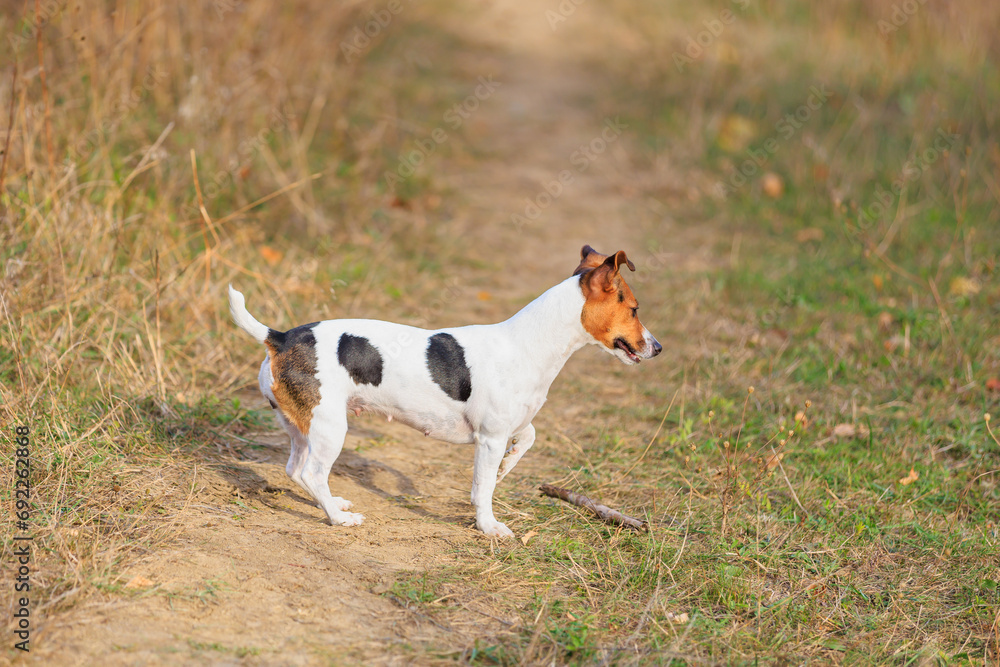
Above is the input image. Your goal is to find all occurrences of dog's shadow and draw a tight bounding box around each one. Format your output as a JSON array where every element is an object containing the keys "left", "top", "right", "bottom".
[
  {"left": 217, "top": 447, "right": 469, "bottom": 527},
  {"left": 330, "top": 448, "right": 426, "bottom": 512}
]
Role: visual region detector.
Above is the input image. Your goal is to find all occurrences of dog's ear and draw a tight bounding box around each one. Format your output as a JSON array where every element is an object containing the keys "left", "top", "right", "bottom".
[
  {"left": 586, "top": 251, "right": 635, "bottom": 293},
  {"left": 603, "top": 250, "right": 635, "bottom": 274},
  {"left": 574, "top": 244, "right": 610, "bottom": 276}
]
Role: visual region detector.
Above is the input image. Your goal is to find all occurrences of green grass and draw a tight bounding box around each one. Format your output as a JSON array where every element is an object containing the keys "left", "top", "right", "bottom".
[{"left": 394, "top": 411, "right": 997, "bottom": 662}]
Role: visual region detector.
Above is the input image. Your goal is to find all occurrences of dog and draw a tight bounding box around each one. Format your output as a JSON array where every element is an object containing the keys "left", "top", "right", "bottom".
[{"left": 228, "top": 245, "right": 661, "bottom": 537}]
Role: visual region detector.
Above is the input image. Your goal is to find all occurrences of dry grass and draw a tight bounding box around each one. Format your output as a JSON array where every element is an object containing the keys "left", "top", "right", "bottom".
[{"left": 0, "top": 0, "right": 457, "bottom": 631}]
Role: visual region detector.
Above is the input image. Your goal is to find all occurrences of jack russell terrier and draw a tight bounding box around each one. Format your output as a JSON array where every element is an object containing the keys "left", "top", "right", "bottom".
[{"left": 228, "top": 245, "right": 661, "bottom": 537}]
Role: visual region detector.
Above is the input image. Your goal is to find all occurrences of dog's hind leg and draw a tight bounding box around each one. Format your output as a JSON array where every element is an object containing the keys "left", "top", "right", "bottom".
[
  {"left": 273, "top": 411, "right": 309, "bottom": 493},
  {"left": 299, "top": 407, "right": 364, "bottom": 526},
  {"left": 261, "top": 356, "right": 311, "bottom": 497}
]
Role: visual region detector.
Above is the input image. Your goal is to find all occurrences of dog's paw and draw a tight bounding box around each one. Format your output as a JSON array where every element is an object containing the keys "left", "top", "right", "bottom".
[
  {"left": 330, "top": 496, "right": 354, "bottom": 511},
  {"left": 330, "top": 511, "right": 365, "bottom": 527},
  {"left": 478, "top": 519, "right": 514, "bottom": 539}
]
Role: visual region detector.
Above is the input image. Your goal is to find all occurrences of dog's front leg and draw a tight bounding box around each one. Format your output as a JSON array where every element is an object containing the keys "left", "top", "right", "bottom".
[
  {"left": 497, "top": 423, "right": 536, "bottom": 484},
  {"left": 471, "top": 432, "right": 514, "bottom": 538}
]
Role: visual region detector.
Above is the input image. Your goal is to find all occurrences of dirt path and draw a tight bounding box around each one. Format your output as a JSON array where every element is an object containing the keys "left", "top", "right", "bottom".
[{"left": 33, "top": 3, "right": 714, "bottom": 665}]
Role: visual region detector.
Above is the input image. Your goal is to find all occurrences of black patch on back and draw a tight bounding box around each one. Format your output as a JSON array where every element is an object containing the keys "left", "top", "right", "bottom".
[
  {"left": 337, "top": 334, "right": 384, "bottom": 386},
  {"left": 426, "top": 333, "right": 472, "bottom": 402}
]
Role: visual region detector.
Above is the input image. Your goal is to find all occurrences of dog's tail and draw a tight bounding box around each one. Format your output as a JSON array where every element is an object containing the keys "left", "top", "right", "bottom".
[{"left": 228, "top": 285, "right": 271, "bottom": 344}]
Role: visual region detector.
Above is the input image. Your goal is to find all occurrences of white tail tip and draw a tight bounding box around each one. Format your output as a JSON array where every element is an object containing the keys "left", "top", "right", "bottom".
[{"left": 228, "top": 284, "right": 270, "bottom": 344}]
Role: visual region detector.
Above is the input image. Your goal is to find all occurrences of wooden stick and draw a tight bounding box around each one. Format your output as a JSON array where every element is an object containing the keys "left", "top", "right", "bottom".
[{"left": 539, "top": 484, "right": 647, "bottom": 532}]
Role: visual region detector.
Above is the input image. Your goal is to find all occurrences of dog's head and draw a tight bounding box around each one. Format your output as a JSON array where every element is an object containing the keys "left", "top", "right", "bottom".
[{"left": 574, "top": 245, "right": 662, "bottom": 365}]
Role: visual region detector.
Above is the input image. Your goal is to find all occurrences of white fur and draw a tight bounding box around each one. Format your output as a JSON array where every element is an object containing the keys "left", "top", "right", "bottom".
[
  {"left": 228, "top": 284, "right": 269, "bottom": 344},
  {"left": 229, "top": 275, "right": 660, "bottom": 538}
]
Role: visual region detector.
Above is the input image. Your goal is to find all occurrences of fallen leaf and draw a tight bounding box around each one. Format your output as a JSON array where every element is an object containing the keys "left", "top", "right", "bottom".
[
  {"left": 898, "top": 467, "right": 919, "bottom": 485},
  {"left": 717, "top": 115, "right": 756, "bottom": 152},
  {"left": 762, "top": 172, "right": 784, "bottom": 199},
  {"left": 876, "top": 311, "right": 893, "bottom": 333},
  {"left": 949, "top": 276, "right": 981, "bottom": 297},
  {"left": 665, "top": 611, "right": 690, "bottom": 624},
  {"left": 477, "top": 291, "right": 493, "bottom": 301},
  {"left": 124, "top": 575, "right": 154, "bottom": 589},
  {"left": 872, "top": 274, "right": 884, "bottom": 291},
  {"left": 520, "top": 530, "right": 538, "bottom": 546},
  {"left": 808, "top": 580, "right": 827, "bottom": 598},
  {"left": 832, "top": 423, "right": 854, "bottom": 438},
  {"left": 986, "top": 378, "right": 1000, "bottom": 392},
  {"left": 884, "top": 334, "right": 905, "bottom": 352},
  {"left": 259, "top": 245, "right": 283, "bottom": 266},
  {"left": 832, "top": 423, "right": 869, "bottom": 440},
  {"left": 795, "top": 227, "right": 823, "bottom": 243},
  {"left": 716, "top": 41, "right": 740, "bottom": 64}
]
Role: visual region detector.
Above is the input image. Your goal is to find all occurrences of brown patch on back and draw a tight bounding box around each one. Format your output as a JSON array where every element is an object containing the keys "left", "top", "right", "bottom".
[
  {"left": 578, "top": 250, "right": 646, "bottom": 353},
  {"left": 265, "top": 323, "right": 321, "bottom": 434}
]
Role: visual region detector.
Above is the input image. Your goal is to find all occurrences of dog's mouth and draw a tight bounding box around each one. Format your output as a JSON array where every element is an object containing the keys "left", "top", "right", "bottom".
[{"left": 614, "top": 337, "right": 641, "bottom": 363}]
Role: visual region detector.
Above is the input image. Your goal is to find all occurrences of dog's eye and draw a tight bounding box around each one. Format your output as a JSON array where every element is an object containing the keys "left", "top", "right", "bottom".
[{"left": 631, "top": 307, "right": 638, "bottom": 318}]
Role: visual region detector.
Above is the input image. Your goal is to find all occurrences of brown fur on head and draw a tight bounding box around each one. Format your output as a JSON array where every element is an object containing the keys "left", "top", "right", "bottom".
[{"left": 577, "top": 248, "right": 648, "bottom": 363}]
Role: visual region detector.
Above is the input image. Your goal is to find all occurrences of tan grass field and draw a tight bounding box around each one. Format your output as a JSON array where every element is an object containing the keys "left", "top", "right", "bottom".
[{"left": 1, "top": 0, "right": 999, "bottom": 664}]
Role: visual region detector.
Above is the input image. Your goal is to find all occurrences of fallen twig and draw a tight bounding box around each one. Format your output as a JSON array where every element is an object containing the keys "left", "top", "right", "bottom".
[{"left": 539, "top": 484, "right": 647, "bottom": 532}]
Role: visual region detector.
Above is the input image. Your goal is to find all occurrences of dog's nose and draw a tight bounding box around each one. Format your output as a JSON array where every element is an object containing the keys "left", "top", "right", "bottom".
[{"left": 651, "top": 337, "right": 662, "bottom": 357}]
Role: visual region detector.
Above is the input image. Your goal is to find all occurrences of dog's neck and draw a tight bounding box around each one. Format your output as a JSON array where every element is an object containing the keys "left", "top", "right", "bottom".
[{"left": 498, "top": 276, "right": 591, "bottom": 386}]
